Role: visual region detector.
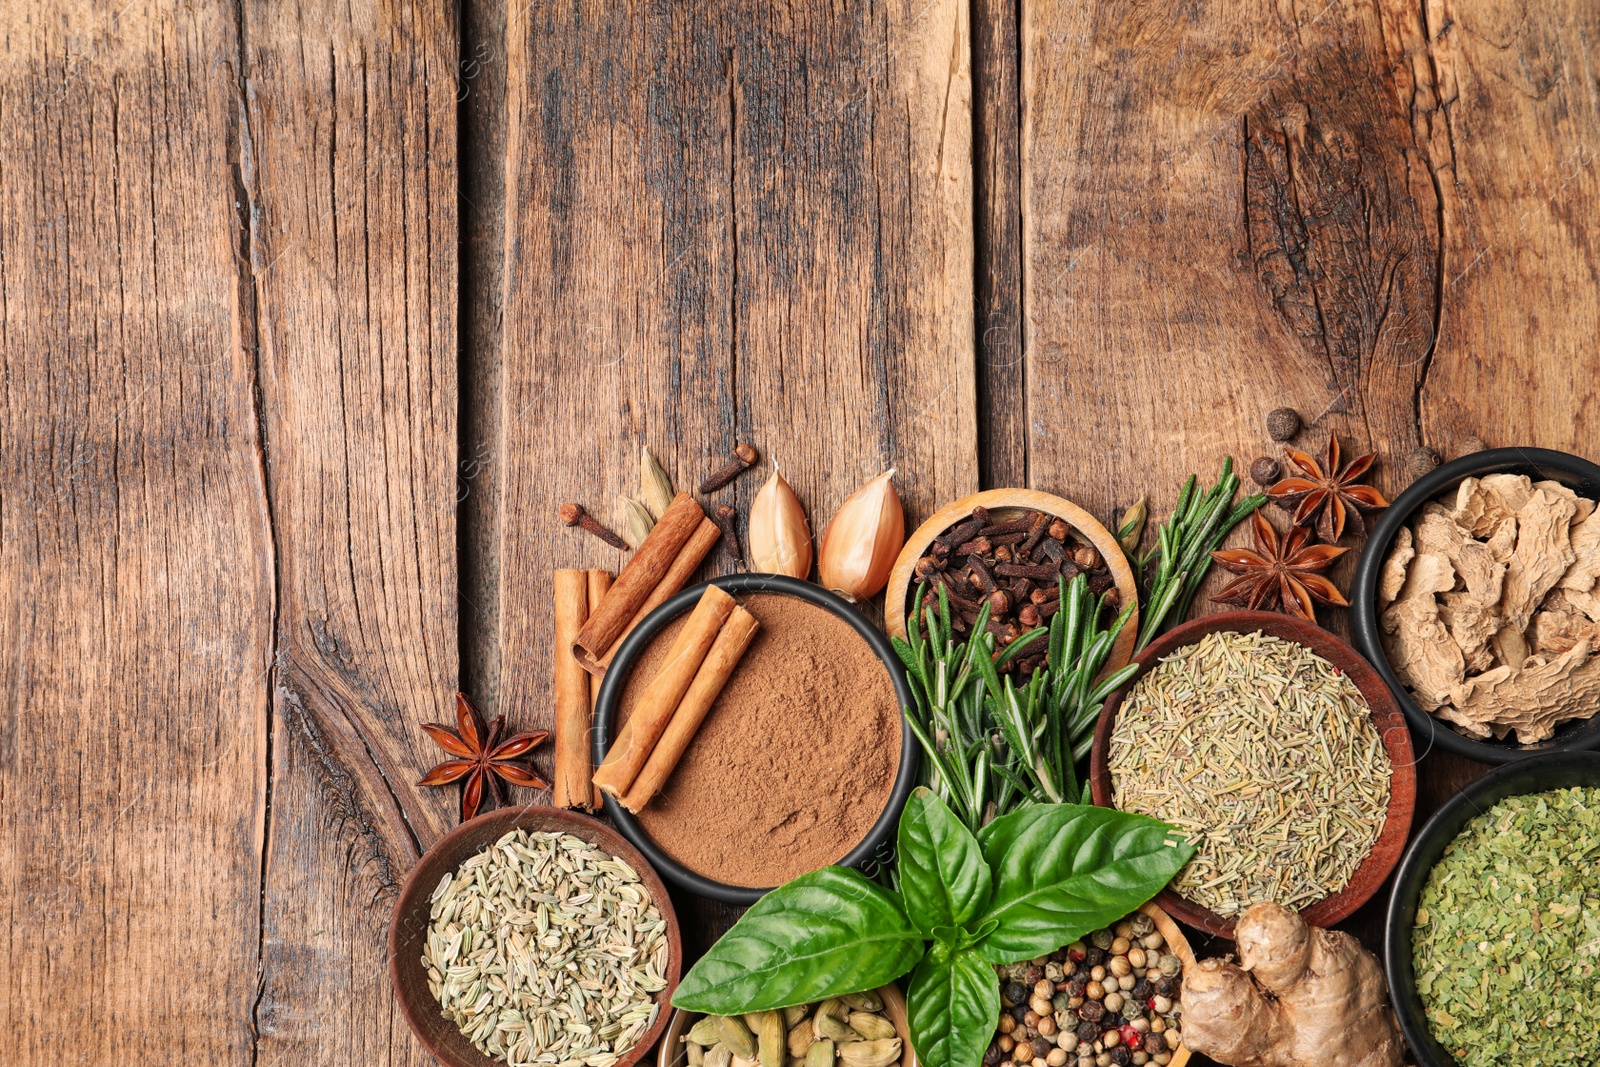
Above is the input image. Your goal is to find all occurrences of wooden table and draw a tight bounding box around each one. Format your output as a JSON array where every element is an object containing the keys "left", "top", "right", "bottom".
[{"left": 3, "top": 0, "right": 1596, "bottom": 1062}]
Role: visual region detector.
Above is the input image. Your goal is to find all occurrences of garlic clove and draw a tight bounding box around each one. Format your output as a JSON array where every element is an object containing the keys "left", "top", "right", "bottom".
[
  {"left": 818, "top": 469, "right": 904, "bottom": 602},
  {"left": 748, "top": 468, "right": 813, "bottom": 579}
]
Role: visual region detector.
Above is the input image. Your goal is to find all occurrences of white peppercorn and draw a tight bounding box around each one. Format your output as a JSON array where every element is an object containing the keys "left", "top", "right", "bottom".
[
  {"left": 1046, "top": 1051, "right": 1068, "bottom": 1067},
  {"left": 1119, "top": 975, "right": 1137, "bottom": 992},
  {"left": 1057, "top": 1033, "right": 1078, "bottom": 1053},
  {"left": 1140, "top": 933, "right": 1163, "bottom": 951},
  {"left": 1103, "top": 992, "right": 1124, "bottom": 1014}
]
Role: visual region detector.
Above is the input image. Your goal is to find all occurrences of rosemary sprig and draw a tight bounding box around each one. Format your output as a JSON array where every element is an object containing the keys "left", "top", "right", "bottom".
[
  {"left": 893, "top": 574, "right": 1135, "bottom": 832},
  {"left": 1132, "top": 456, "right": 1264, "bottom": 650}
]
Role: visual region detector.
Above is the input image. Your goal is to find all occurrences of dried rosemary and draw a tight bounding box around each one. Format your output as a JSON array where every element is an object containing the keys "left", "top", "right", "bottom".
[
  {"left": 422, "top": 828, "right": 669, "bottom": 1067},
  {"left": 1109, "top": 631, "right": 1391, "bottom": 918}
]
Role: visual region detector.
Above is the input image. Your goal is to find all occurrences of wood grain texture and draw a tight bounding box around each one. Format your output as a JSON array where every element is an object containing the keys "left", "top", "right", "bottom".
[
  {"left": 238, "top": 0, "right": 459, "bottom": 1061},
  {"left": 973, "top": 0, "right": 1027, "bottom": 489},
  {"left": 1411, "top": 0, "right": 1600, "bottom": 455},
  {"left": 500, "top": 0, "right": 978, "bottom": 950},
  {"left": 0, "top": 3, "right": 270, "bottom": 1062}
]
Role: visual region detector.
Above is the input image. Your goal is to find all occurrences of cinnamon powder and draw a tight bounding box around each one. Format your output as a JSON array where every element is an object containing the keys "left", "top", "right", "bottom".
[{"left": 616, "top": 592, "right": 901, "bottom": 888}]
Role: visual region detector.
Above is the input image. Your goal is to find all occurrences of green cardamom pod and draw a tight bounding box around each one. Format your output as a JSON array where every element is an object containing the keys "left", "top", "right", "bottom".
[
  {"left": 1117, "top": 494, "right": 1148, "bottom": 557},
  {"left": 846, "top": 1013, "right": 896, "bottom": 1042},
  {"left": 705, "top": 1045, "right": 733, "bottom": 1067},
  {"left": 688, "top": 1018, "right": 724, "bottom": 1047},
  {"left": 804, "top": 1040, "right": 835, "bottom": 1067},
  {"left": 837, "top": 1039, "right": 902, "bottom": 1067},
  {"left": 640, "top": 445, "right": 675, "bottom": 520},
  {"left": 783, "top": 1005, "right": 811, "bottom": 1030},
  {"left": 755, "top": 1010, "right": 785, "bottom": 1067},
  {"left": 814, "top": 1014, "right": 862, "bottom": 1045},
  {"left": 840, "top": 991, "right": 883, "bottom": 1013},
  {"left": 714, "top": 1016, "right": 758, "bottom": 1060},
  {"left": 787, "top": 1020, "right": 815, "bottom": 1058},
  {"left": 617, "top": 495, "right": 655, "bottom": 550}
]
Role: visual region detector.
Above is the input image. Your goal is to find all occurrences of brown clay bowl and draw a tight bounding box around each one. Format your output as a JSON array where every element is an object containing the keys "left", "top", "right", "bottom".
[
  {"left": 884, "top": 489, "right": 1140, "bottom": 671},
  {"left": 658, "top": 984, "right": 917, "bottom": 1067},
  {"left": 1089, "top": 611, "right": 1417, "bottom": 939},
  {"left": 390, "top": 805, "right": 682, "bottom": 1067}
]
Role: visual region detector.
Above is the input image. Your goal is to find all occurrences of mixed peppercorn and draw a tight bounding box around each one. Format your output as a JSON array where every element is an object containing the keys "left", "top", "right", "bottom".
[{"left": 986, "top": 914, "right": 1184, "bottom": 1067}]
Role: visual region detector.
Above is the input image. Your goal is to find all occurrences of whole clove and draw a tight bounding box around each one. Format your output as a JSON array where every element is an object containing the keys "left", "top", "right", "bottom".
[
  {"left": 909, "top": 507, "right": 1116, "bottom": 670},
  {"left": 698, "top": 443, "right": 760, "bottom": 493},
  {"left": 560, "top": 502, "right": 629, "bottom": 550},
  {"left": 713, "top": 504, "right": 743, "bottom": 565}
]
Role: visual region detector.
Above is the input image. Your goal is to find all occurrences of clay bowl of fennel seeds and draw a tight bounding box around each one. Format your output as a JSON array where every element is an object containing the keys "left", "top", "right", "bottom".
[
  {"left": 389, "top": 806, "right": 681, "bottom": 1067},
  {"left": 1089, "top": 611, "right": 1416, "bottom": 938}
]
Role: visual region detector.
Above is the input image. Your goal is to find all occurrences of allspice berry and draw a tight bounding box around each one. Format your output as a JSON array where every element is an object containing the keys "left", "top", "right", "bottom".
[
  {"left": 1266, "top": 407, "right": 1301, "bottom": 441},
  {"left": 1404, "top": 446, "right": 1440, "bottom": 483},
  {"left": 1249, "top": 456, "right": 1281, "bottom": 487}
]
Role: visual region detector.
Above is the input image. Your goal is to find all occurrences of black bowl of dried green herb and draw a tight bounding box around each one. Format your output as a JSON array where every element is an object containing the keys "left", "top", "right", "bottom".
[
  {"left": 1385, "top": 750, "right": 1600, "bottom": 1067},
  {"left": 1351, "top": 446, "right": 1600, "bottom": 764}
]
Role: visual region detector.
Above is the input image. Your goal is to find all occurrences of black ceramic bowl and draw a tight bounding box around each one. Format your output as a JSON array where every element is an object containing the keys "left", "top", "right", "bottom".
[
  {"left": 593, "top": 573, "right": 919, "bottom": 905},
  {"left": 1351, "top": 447, "right": 1600, "bottom": 763},
  {"left": 1384, "top": 751, "right": 1600, "bottom": 1066}
]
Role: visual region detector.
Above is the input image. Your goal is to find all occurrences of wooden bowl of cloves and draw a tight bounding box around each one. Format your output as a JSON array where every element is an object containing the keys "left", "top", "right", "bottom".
[{"left": 884, "top": 489, "right": 1140, "bottom": 674}]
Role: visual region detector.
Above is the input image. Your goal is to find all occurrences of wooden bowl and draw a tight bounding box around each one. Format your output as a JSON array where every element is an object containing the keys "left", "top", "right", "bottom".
[
  {"left": 884, "top": 489, "right": 1140, "bottom": 671},
  {"left": 390, "top": 805, "right": 682, "bottom": 1067},
  {"left": 1089, "top": 611, "right": 1417, "bottom": 939},
  {"left": 658, "top": 984, "right": 918, "bottom": 1067}
]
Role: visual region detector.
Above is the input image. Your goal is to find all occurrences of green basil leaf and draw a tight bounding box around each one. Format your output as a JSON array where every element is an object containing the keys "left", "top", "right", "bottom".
[
  {"left": 907, "top": 944, "right": 1000, "bottom": 1067},
  {"left": 898, "top": 788, "right": 992, "bottom": 937},
  {"left": 671, "top": 866, "right": 925, "bottom": 1013},
  {"left": 975, "top": 804, "right": 1194, "bottom": 964}
]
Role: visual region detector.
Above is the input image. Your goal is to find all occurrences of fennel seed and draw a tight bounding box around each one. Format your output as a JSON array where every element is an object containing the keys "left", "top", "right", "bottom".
[{"left": 422, "top": 828, "right": 668, "bottom": 1067}]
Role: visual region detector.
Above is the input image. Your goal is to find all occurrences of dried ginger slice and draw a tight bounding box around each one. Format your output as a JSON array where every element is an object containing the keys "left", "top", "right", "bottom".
[
  {"left": 1530, "top": 593, "right": 1600, "bottom": 656},
  {"left": 1500, "top": 487, "right": 1578, "bottom": 637},
  {"left": 1446, "top": 639, "right": 1600, "bottom": 743},
  {"left": 1381, "top": 552, "right": 1463, "bottom": 710},
  {"left": 1533, "top": 479, "right": 1595, "bottom": 525},
  {"left": 1415, "top": 505, "right": 1505, "bottom": 668},
  {"left": 1558, "top": 509, "right": 1600, "bottom": 593},
  {"left": 1378, "top": 526, "right": 1414, "bottom": 609}
]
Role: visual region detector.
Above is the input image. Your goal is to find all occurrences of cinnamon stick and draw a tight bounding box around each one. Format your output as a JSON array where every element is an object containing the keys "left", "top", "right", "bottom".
[
  {"left": 585, "top": 569, "right": 612, "bottom": 809},
  {"left": 592, "top": 584, "right": 735, "bottom": 800},
  {"left": 593, "top": 517, "right": 722, "bottom": 671},
  {"left": 552, "top": 570, "right": 593, "bottom": 809},
  {"left": 574, "top": 492, "right": 706, "bottom": 675},
  {"left": 618, "top": 604, "right": 759, "bottom": 813}
]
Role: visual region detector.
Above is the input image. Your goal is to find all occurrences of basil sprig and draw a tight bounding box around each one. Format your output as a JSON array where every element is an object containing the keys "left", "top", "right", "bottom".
[{"left": 673, "top": 791, "right": 1195, "bottom": 1067}]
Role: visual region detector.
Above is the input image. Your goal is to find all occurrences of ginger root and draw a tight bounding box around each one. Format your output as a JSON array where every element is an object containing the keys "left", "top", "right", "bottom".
[{"left": 1181, "top": 903, "right": 1403, "bottom": 1067}]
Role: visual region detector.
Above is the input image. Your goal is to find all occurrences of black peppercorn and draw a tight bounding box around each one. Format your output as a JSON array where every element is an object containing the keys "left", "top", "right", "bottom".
[
  {"left": 1004, "top": 983, "right": 1028, "bottom": 1007},
  {"left": 1067, "top": 978, "right": 1087, "bottom": 998},
  {"left": 1154, "top": 977, "right": 1176, "bottom": 997},
  {"left": 1143, "top": 1035, "right": 1165, "bottom": 1056},
  {"left": 1024, "top": 966, "right": 1044, "bottom": 986},
  {"left": 1009, "top": 1005, "right": 1029, "bottom": 1023},
  {"left": 985, "top": 1046, "right": 1004, "bottom": 1066},
  {"left": 1031, "top": 1038, "right": 1052, "bottom": 1058},
  {"left": 1108, "top": 1047, "right": 1131, "bottom": 1067},
  {"left": 1078, "top": 1001, "right": 1105, "bottom": 1024},
  {"left": 1075, "top": 1021, "right": 1100, "bottom": 1044},
  {"left": 1131, "top": 980, "right": 1153, "bottom": 1001},
  {"left": 1084, "top": 947, "right": 1105, "bottom": 967}
]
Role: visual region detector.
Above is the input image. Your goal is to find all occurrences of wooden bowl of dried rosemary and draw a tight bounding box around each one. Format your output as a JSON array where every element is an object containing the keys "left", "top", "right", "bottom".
[
  {"left": 389, "top": 806, "right": 682, "bottom": 1067},
  {"left": 884, "top": 489, "right": 1140, "bottom": 673},
  {"left": 1089, "top": 611, "right": 1416, "bottom": 939}
]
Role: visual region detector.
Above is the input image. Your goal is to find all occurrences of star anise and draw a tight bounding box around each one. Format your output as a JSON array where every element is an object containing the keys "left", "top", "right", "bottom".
[
  {"left": 1209, "top": 511, "right": 1350, "bottom": 620},
  {"left": 1266, "top": 432, "right": 1389, "bottom": 542},
  {"left": 418, "top": 693, "right": 550, "bottom": 822}
]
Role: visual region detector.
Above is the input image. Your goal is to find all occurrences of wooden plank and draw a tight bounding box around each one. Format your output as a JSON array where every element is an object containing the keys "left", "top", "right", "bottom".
[
  {"left": 1021, "top": 0, "right": 1599, "bottom": 978},
  {"left": 974, "top": 0, "right": 1027, "bottom": 488},
  {"left": 237, "top": 0, "right": 459, "bottom": 1061},
  {"left": 500, "top": 0, "right": 978, "bottom": 950},
  {"left": 0, "top": 3, "right": 270, "bottom": 1062},
  {"left": 1413, "top": 0, "right": 1600, "bottom": 454}
]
